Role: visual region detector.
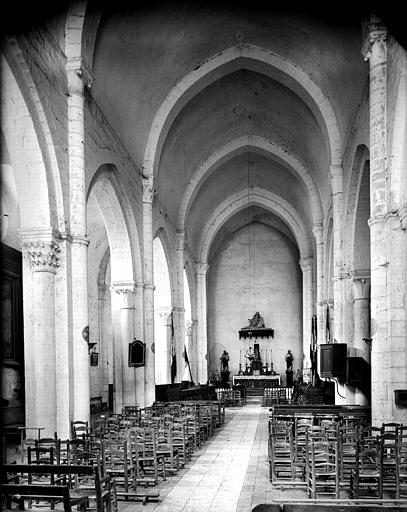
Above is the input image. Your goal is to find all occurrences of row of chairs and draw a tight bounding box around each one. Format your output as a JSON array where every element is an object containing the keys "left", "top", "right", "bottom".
[
  {"left": 268, "top": 411, "right": 407, "bottom": 500},
  {"left": 215, "top": 388, "right": 245, "bottom": 407},
  {"left": 262, "top": 387, "right": 293, "bottom": 406},
  {"left": 2, "top": 399, "right": 226, "bottom": 512}
]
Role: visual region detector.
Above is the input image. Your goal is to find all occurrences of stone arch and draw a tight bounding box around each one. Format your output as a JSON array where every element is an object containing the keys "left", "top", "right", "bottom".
[
  {"left": 199, "top": 187, "right": 312, "bottom": 263},
  {"left": 153, "top": 227, "right": 176, "bottom": 299},
  {"left": 153, "top": 229, "right": 173, "bottom": 384},
  {"left": 177, "top": 135, "right": 323, "bottom": 231},
  {"left": 87, "top": 164, "right": 142, "bottom": 283},
  {"left": 143, "top": 43, "right": 342, "bottom": 179},
  {"left": 344, "top": 145, "right": 370, "bottom": 271},
  {"left": 1, "top": 46, "right": 64, "bottom": 232}
]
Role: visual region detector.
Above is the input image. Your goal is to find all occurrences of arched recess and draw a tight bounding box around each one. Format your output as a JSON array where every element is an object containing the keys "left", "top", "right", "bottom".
[
  {"left": 87, "top": 164, "right": 142, "bottom": 283},
  {"left": 177, "top": 135, "right": 323, "bottom": 231},
  {"left": 153, "top": 233, "right": 173, "bottom": 384},
  {"left": 199, "top": 188, "right": 313, "bottom": 263},
  {"left": 344, "top": 145, "right": 370, "bottom": 271},
  {"left": 349, "top": 151, "right": 371, "bottom": 406},
  {"left": 87, "top": 165, "right": 139, "bottom": 412},
  {"left": 182, "top": 268, "right": 193, "bottom": 382},
  {"left": 323, "top": 215, "right": 334, "bottom": 342},
  {"left": 143, "top": 44, "right": 342, "bottom": 179},
  {"left": 205, "top": 207, "right": 303, "bottom": 383}
]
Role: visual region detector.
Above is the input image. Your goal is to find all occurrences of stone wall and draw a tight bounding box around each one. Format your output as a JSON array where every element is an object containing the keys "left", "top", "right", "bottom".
[{"left": 207, "top": 222, "right": 302, "bottom": 381}]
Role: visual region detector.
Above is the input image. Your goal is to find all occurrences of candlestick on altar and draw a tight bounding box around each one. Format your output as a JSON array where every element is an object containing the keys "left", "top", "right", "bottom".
[{"left": 240, "top": 349, "right": 242, "bottom": 365}]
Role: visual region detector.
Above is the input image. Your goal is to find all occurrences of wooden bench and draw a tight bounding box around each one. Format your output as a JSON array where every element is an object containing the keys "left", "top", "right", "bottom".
[
  {"left": 1, "top": 483, "right": 88, "bottom": 512},
  {"left": 1, "top": 462, "right": 159, "bottom": 505},
  {"left": 252, "top": 498, "right": 407, "bottom": 511},
  {"left": 1, "top": 464, "right": 110, "bottom": 512}
]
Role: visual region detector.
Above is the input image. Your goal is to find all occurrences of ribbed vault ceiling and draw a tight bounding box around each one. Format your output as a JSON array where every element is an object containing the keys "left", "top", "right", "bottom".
[{"left": 89, "top": 1, "right": 368, "bottom": 260}]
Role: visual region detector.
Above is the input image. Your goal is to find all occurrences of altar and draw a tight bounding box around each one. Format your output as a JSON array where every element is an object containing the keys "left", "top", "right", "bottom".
[{"left": 233, "top": 374, "right": 280, "bottom": 388}]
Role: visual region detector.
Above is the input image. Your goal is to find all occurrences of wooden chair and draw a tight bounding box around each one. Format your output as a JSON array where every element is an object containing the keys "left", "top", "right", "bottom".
[
  {"left": 130, "top": 428, "right": 165, "bottom": 486},
  {"left": 306, "top": 440, "right": 339, "bottom": 499},
  {"left": 103, "top": 438, "right": 136, "bottom": 496},
  {"left": 381, "top": 432, "right": 398, "bottom": 495},
  {"left": 71, "top": 421, "right": 90, "bottom": 440},
  {"left": 338, "top": 424, "right": 360, "bottom": 485},
  {"left": 349, "top": 436, "right": 382, "bottom": 499},
  {"left": 1, "top": 483, "right": 89, "bottom": 512},
  {"left": 396, "top": 438, "right": 407, "bottom": 498},
  {"left": 269, "top": 429, "right": 301, "bottom": 483}
]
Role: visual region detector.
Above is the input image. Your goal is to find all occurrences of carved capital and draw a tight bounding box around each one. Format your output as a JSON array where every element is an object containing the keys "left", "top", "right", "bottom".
[
  {"left": 142, "top": 175, "right": 155, "bottom": 203},
  {"left": 299, "top": 256, "right": 313, "bottom": 272},
  {"left": 196, "top": 262, "right": 209, "bottom": 275},
  {"left": 362, "top": 15, "right": 388, "bottom": 61},
  {"left": 110, "top": 281, "right": 137, "bottom": 295},
  {"left": 352, "top": 273, "right": 371, "bottom": 300},
  {"left": 23, "top": 240, "right": 61, "bottom": 271}
]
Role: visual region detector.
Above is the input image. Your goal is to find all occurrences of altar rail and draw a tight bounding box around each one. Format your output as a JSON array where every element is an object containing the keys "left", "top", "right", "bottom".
[{"left": 233, "top": 375, "right": 281, "bottom": 387}]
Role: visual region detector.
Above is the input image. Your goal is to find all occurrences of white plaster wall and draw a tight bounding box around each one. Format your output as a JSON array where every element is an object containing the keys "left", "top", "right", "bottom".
[{"left": 207, "top": 222, "right": 302, "bottom": 381}]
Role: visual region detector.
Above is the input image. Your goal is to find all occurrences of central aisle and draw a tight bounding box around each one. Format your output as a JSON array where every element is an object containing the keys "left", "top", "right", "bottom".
[{"left": 124, "top": 401, "right": 265, "bottom": 512}]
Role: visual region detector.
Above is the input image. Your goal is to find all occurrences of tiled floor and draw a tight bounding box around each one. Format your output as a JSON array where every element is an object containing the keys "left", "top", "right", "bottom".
[{"left": 122, "top": 399, "right": 301, "bottom": 512}]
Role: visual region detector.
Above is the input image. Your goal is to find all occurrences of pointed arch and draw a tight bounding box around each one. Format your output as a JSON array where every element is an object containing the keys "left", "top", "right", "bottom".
[
  {"left": 177, "top": 134, "right": 323, "bottom": 231},
  {"left": 199, "top": 187, "right": 312, "bottom": 263},
  {"left": 87, "top": 164, "right": 142, "bottom": 283},
  {"left": 2, "top": 45, "right": 64, "bottom": 232},
  {"left": 143, "top": 43, "right": 342, "bottom": 180}
]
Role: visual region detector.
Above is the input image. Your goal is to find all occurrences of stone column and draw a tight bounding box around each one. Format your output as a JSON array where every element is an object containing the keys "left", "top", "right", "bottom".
[
  {"left": 299, "top": 256, "right": 313, "bottom": 371},
  {"left": 111, "top": 282, "right": 137, "bottom": 409},
  {"left": 134, "top": 282, "right": 145, "bottom": 407},
  {"left": 174, "top": 230, "right": 185, "bottom": 381},
  {"left": 190, "top": 319, "right": 199, "bottom": 383},
  {"left": 363, "top": 16, "right": 391, "bottom": 424},
  {"left": 66, "top": 59, "right": 92, "bottom": 423},
  {"left": 142, "top": 175, "right": 156, "bottom": 406},
  {"left": 352, "top": 274, "right": 371, "bottom": 406},
  {"left": 312, "top": 224, "right": 325, "bottom": 345},
  {"left": 21, "top": 233, "right": 60, "bottom": 437},
  {"left": 196, "top": 262, "right": 209, "bottom": 384},
  {"left": 330, "top": 165, "right": 344, "bottom": 343},
  {"left": 98, "top": 283, "right": 110, "bottom": 405}
]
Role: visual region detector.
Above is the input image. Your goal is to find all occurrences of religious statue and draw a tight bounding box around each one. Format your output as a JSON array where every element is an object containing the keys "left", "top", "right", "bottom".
[
  {"left": 285, "top": 349, "right": 294, "bottom": 370},
  {"left": 220, "top": 350, "right": 230, "bottom": 371},
  {"left": 244, "top": 311, "right": 265, "bottom": 329}
]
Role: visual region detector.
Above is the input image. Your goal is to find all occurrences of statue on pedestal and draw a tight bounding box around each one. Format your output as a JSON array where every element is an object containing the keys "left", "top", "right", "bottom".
[
  {"left": 220, "top": 350, "right": 230, "bottom": 386},
  {"left": 285, "top": 350, "right": 294, "bottom": 387}
]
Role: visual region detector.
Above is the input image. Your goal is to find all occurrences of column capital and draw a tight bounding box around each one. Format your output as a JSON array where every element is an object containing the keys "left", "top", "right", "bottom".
[
  {"left": 142, "top": 174, "right": 155, "bottom": 203},
  {"left": 312, "top": 224, "right": 324, "bottom": 243},
  {"left": 362, "top": 14, "right": 388, "bottom": 61},
  {"left": 332, "top": 270, "right": 351, "bottom": 282},
  {"left": 196, "top": 261, "right": 209, "bottom": 275},
  {"left": 299, "top": 256, "right": 313, "bottom": 272},
  {"left": 352, "top": 273, "right": 371, "bottom": 300},
  {"left": 66, "top": 57, "right": 94, "bottom": 93},
  {"left": 110, "top": 281, "right": 137, "bottom": 294},
  {"left": 19, "top": 228, "right": 61, "bottom": 272}
]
